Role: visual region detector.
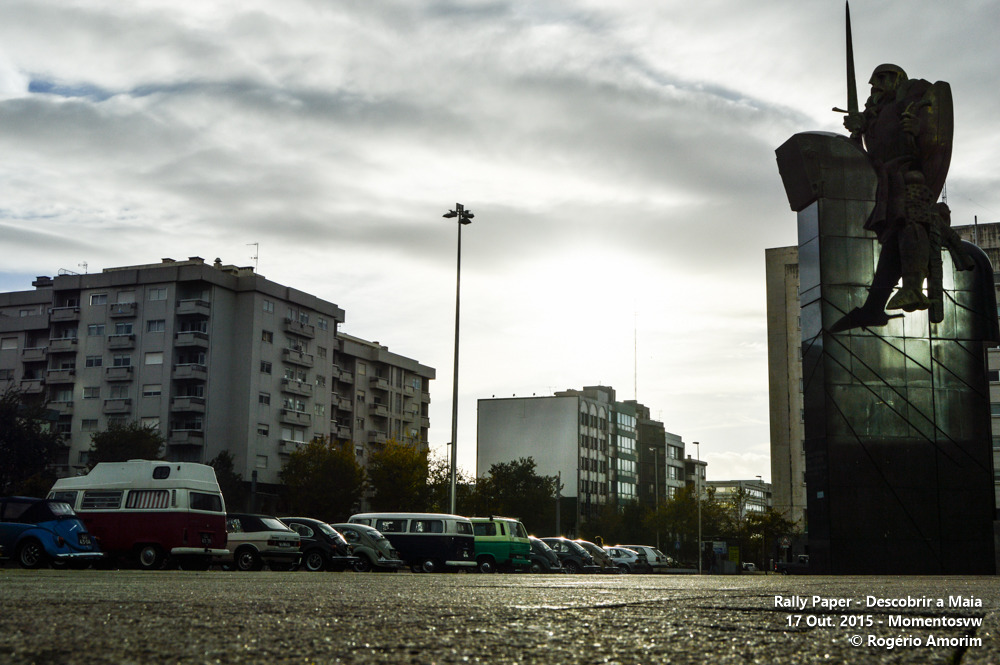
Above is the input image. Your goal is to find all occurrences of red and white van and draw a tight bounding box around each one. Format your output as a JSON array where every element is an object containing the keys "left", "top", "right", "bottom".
[{"left": 48, "top": 460, "right": 229, "bottom": 570}]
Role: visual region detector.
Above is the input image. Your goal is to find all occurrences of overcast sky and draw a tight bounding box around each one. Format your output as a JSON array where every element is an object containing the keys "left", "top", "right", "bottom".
[{"left": 3, "top": 1, "right": 999, "bottom": 483}]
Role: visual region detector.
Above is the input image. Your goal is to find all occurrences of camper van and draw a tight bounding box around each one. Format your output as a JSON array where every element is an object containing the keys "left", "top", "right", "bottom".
[
  {"left": 348, "top": 512, "right": 476, "bottom": 573},
  {"left": 48, "top": 460, "right": 229, "bottom": 570}
]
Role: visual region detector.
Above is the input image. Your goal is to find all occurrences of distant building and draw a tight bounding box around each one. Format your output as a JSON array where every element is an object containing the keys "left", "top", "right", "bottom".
[
  {"left": 705, "top": 479, "right": 773, "bottom": 515},
  {"left": 0, "top": 257, "right": 434, "bottom": 499}
]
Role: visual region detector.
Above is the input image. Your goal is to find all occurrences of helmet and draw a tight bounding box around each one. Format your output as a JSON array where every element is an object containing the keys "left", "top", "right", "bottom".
[{"left": 869, "top": 64, "right": 907, "bottom": 85}]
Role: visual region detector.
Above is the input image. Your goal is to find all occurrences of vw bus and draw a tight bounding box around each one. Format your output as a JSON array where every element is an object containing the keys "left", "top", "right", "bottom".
[
  {"left": 348, "top": 512, "right": 476, "bottom": 573},
  {"left": 469, "top": 516, "right": 531, "bottom": 573},
  {"left": 48, "top": 460, "right": 229, "bottom": 569}
]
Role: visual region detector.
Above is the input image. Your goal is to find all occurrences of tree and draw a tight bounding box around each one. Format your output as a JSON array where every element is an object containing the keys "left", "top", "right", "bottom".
[
  {"left": 426, "top": 456, "right": 477, "bottom": 515},
  {"left": 0, "top": 386, "right": 62, "bottom": 496},
  {"left": 367, "top": 439, "right": 430, "bottom": 511},
  {"left": 208, "top": 450, "right": 248, "bottom": 511},
  {"left": 279, "top": 436, "right": 365, "bottom": 523},
  {"left": 746, "top": 508, "right": 799, "bottom": 569},
  {"left": 88, "top": 421, "right": 165, "bottom": 468},
  {"left": 476, "top": 457, "right": 558, "bottom": 535}
]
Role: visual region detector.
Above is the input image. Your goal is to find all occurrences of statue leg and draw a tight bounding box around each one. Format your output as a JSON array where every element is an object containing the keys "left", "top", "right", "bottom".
[{"left": 887, "top": 223, "right": 931, "bottom": 312}]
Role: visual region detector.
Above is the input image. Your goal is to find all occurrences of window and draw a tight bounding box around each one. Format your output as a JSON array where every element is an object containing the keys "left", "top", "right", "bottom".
[
  {"left": 255, "top": 455, "right": 268, "bottom": 469},
  {"left": 315, "top": 375, "right": 326, "bottom": 387},
  {"left": 261, "top": 330, "right": 273, "bottom": 343},
  {"left": 410, "top": 519, "right": 443, "bottom": 534},
  {"left": 1, "top": 338, "right": 16, "bottom": 350},
  {"left": 112, "top": 354, "right": 131, "bottom": 368},
  {"left": 262, "top": 300, "right": 274, "bottom": 313},
  {"left": 109, "top": 385, "right": 129, "bottom": 399},
  {"left": 260, "top": 361, "right": 272, "bottom": 374},
  {"left": 53, "top": 388, "right": 73, "bottom": 403},
  {"left": 317, "top": 346, "right": 327, "bottom": 359},
  {"left": 257, "top": 423, "right": 270, "bottom": 436},
  {"left": 317, "top": 317, "right": 328, "bottom": 331},
  {"left": 357, "top": 363, "right": 367, "bottom": 376},
  {"left": 81, "top": 419, "right": 99, "bottom": 432},
  {"left": 81, "top": 490, "right": 123, "bottom": 510},
  {"left": 90, "top": 293, "right": 108, "bottom": 306},
  {"left": 126, "top": 490, "right": 168, "bottom": 509},
  {"left": 299, "top": 311, "right": 309, "bottom": 325},
  {"left": 259, "top": 392, "right": 271, "bottom": 405},
  {"left": 146, "top": 320, "right": 165, "bottom": 333},
  {"left": 85, "top": 355, "right": 103, "bottom": 368},
  {"left": 190, "top": 492, "right": 222, "bottom": 512},
  {"left": 148, "top": 287, "right": 167, "bottom": 301},
  {"left": 142, "top": 384, "right": 162, "bottom": 397},
  {"left": 87, "top": 324, "right": 105, "bottom": 337},
  {"left": 83, "top": 386, "right": 100, "bottom": 399},
  {"left": 314, "top": 404, "right": 325, "bottom": 417},
  {"left": 145, "top": 352, "right": 163, "bottom": 365},
  {"left": 140, "top": 417, "right": 160, "bottom": 429},
  {"left": 0, "top": 369, "right": 12, "bottom": 380},
  {"left": 114, "top": 322, "right": 134, "bottom": 335}
]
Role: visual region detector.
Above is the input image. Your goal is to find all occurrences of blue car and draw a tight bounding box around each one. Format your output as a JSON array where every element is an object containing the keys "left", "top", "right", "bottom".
[{"left": 0, "top": 497, "right": 103, "bottom": 569}]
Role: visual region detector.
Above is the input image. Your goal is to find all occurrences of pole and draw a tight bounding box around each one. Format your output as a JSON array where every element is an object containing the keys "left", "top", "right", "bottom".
[
  {"left": 695, "top": 441, "right": 702, "bottom": 575},
  {"left": 556, "top": 470, "right": 561, "bottom": 534},
  {"left": 653, "top": 447, "right": 660, "bottom": 550},
  {"left": 449, "top": 204, "right": 464, "bottom": 515}
]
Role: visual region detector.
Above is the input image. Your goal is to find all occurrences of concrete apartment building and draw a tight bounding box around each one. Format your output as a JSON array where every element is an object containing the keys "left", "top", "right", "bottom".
[
  {"left": 477, "top": 386, "right": 689, "bottom": 533},
  {"left": 766, "top": 222, "right": 1000, "bottom": 530},
  {"left": 0, "top": 257, "right": 434, "bottom": 493}
]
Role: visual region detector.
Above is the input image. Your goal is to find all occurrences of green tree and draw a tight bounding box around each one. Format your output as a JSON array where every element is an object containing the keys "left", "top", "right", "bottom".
[
  {"left": 746, "top": 508, "right": 799, "bottom": 569},
  {"left": 367, "top": 439, "right": 430, "bottom": 511},
  {"left": 646, "top": 484, "right": 726, "bottom": 565},
  {"left": 426, "top": 456, "right": 477, "bottom": 515},
  {"left": 208, "top": 450, "right": 248, "bottom": 511},
  {"left": 279, "top": 437, "right": 365, "bottom": 522},
  {"left": 88, "top": 421, "right": 165, "bottom": 468},
  {"left": 476, "top": 457, "right": 558, "bottom": 535},
  {"left": 0, "top": 386, "right": 62, "bottom": 496}
]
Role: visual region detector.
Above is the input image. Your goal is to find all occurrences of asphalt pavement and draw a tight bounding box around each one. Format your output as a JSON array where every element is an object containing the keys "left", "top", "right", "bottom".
[{"left": 1, "top": 569, "right": 998, "bottom": 664}]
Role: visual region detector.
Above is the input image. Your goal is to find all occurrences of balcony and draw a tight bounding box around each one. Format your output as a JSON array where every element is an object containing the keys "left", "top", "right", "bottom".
[
  {"left": 403, "top": 385, "right": 416, "bottom": 397},
  {"left": 45, "top": 368, "right": 76, "bottom": 384},
  {"left": 176, "top": 299, "right": 210, "bottom": 317},
  {"left": 336, "top": 370, "right": 354, "bottom": 385},
  {"left": 421, "top": 417, "right": 430, "bottom": 428},
  {"left": 279, "top": 409, "right": 312, "bottom": 427},
  {"left": 109, "top": 302, "right": 137, "bottom": 318},
  {"left": 281, "top": 378, "right": 313, "bottom": 397},
  {"left": 19, "top": 378, "right": 44, "bottom": 394},
  {"left": 48, "top": 338, "right": 78, "bottom": 353},
  {"left": 21, "top": 347, "right": 47, "bottom": 363},
  {"left": 370, "top": 404, "right": 389, "bottom": 418},
  {"left": 171, "top": 396, "right": 206, "bottom": 413},
  {"left": 336, "top": 397, "right": 353, "bottom": 411},
  {"left": 421, "top": 392, "right": 431, "bottom": 404},
  {"left": 49, "top": 306, "right": 80, "bottom": 322},
  {"left": 102, "top": 398, "right": 132, "bottom": 414},
  {"left": 168, "top": 430, "right": 204, "bottom": 446},
  {"left": 369, "top": 377, "right": 390, "bottom": 391},
  {"left": 105, "top": 366, "right": 134, "bottom": 381},
  {"left": 283, "top": 318, "right": 316, "bottom": 339},
  {"left": 336, "top": 425, "right": 351, "bottom": 439},
  {"left": 107, "top": 334, "right": 135, "bottom": 350},
  {"left": 367, "top": 430, "right": 387, "bottom": 445},
  {"left": 282, "top": 348, "right": 314, "bottom": 368},
  {"left": 173, "top": 363, "right": 208, "bottom": 381},
  {"left": 174, "top": 331, "right": 209, "bottom": 347},
  {"left": 49, "top": 401, "right": 74, "bottom": 414},
  {"left": 279, "top": 440, "right": 306, "bottom": 455}
]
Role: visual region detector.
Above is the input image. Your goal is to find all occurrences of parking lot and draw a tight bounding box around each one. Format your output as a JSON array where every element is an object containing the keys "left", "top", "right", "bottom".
[{"left": 1, "top": 569, "right": 998, "bottom": 664}]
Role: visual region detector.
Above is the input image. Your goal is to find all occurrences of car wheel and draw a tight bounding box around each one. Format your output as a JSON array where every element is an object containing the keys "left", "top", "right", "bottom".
[
  {"left": 618, "top": 564, "right": 630, "bottom": 574},
  {"left": 136, "top": 545, "right": 164, "bottom": 571},
  {"left": 529, "top": 561, "right": 543, "bottom": 574},
  {"left": 563, "top": 560, "right": 581, "bottom": 574},
  {"left": 419, "top": 558, "right": 437, "bottom": 574},
  {"left": 477, "top": 557, "right": 496, "bottom": 574},
  {"left": 353, "top": 556, "right": 373, "bottom": 573},
  {"left": 235, "top": 547, "right": 262, "bottom": 572},
  {"left": 303, "top": 549, "right": 328, "bottom": 572},
  {"left": 16, "top": 540, "right": 46, "bottom": 569}
]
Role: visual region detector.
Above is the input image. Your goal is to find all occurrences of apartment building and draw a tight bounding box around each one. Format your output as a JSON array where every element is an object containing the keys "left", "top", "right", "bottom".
[{"left": 0, "top": 257, "right": 434, "bottom": 492}]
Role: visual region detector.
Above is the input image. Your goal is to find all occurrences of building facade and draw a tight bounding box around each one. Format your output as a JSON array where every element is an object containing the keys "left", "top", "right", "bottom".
[{"left": 0, "top": 257, "right": 434, "bottom": 492}]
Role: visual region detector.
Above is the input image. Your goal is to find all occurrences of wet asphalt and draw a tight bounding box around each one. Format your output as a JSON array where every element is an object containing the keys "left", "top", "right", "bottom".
[{"left": 1, "top": 569, "right": 998, "bottom": 664}]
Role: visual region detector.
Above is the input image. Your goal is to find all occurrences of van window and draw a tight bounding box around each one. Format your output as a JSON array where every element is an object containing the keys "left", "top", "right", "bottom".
[
  {"left": 510, "top": 522, "right": 527, "bottom": 539},
  {"left": 152, "top": 466, "right": 171, "bottom": 479},
  {"left": 190, "top": 492, "right": 223, "bottom": 512},
  {"left": 376, "top": 519, "right": 406, "bottom": 533},
  {"left": 455, "top": 522, "right": 473, "bottom": 536},
  {"left": 50, "top": 491, "right": 78, "bottom": 506},
  {"left": 81, "top": 490, "right": 124, "bottom": 510},
  {"left": 410, "top": 519, "right": 443, "bottom": 534},
  {"left": 473, "top": 523, "right": 497, "bottom": 537},
  {"left": 126, "top": 490, "right": 169, "bottom": 509}
]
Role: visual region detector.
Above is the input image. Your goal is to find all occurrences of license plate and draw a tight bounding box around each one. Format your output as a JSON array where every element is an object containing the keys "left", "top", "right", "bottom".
[
  {"left": 78, "top": 533, "right": 92, "bottom": 546},
  {"left": 278, "top": 541, "right": 291, "bottom": 547}
]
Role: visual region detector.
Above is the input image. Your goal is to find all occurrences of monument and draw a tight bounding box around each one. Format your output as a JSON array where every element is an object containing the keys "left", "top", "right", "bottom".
[{"left": 774, "top": 4, "right": 998, "bottom": 574}]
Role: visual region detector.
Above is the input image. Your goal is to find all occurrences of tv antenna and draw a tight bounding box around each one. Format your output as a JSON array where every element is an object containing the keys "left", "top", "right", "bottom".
[{"left": 247, "top": 243, "right": 259, "bottom": 271}]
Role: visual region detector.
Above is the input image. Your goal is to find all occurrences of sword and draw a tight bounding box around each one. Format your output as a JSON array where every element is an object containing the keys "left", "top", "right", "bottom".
[{"left": 832, "top": 2, "right": 862, "bottom": 141}]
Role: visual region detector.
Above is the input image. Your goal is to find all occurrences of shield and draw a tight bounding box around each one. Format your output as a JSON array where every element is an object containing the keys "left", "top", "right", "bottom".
[{"left": 916, "top": 80, "right": 953, "bottom": 200}]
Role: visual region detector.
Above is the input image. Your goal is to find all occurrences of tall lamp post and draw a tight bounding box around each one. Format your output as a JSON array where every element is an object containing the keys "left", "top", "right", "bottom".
[
  {"left": 649, "top": 446, "right": 660, "bottom": 550},
  {"left": 694, "top": 441, "right": 701, "bottom": 575},
  {"left": 443, "top": 203, "right": 474, "bottom": 515}
]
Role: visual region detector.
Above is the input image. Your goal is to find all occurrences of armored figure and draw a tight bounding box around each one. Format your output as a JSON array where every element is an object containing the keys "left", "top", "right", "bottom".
[{"left": 832, "top": 64, "right": 972, "bottom": 331}]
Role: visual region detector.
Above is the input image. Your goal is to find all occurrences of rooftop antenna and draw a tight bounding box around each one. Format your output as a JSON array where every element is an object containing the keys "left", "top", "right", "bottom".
[
  {"left": 79, "top": 262, "right": 88, "bottom": 274},
  {"left": 247, "top": 243, "right": 259, "bottom": 271}
]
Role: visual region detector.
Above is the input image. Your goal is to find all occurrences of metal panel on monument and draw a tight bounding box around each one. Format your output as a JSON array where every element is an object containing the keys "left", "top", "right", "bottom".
[{"left": 776, "top": 131, "right": 997, "bottom": 574}]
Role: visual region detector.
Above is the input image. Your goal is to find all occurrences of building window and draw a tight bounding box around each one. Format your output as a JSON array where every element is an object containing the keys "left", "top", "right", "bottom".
[
  {"left": 257, "top": 423, "right": 270, "bottom": 436},
  {"left": 83, "top": 386, "right": 100, "bottom": 399},
  {"left": 263, "top": 300, "right": 274, "bottom": 313},
  {"left": 87, "top": 324, "right": 105, "bottom": 337},
  {"left": 256, "top": 455, "right": 268, "bottom": 469},
  {"left": 317, "top": 346, "right": 327, "bottom": 359},
  {"left": 146, "top": 320, "right": 165, "bottom": 333},
  {"left": 259, "top": 392, "right": 270, "bottom": 405},
  {"left": 315, "top": 375, "right": 326, "bottom": 387},
  {"left": 140, "top": 417, "right": 160, "bottom": 430},
  {"left": 317, "top": 317, "right": 328, "bottom": 331},
  {"left": 1, "top": 337, "right": 17, "bottom": 350},
  {"left": 148, "top": 287, "right": 167, "bottom": 301},
  {"left": 109, "top": 385, "right": 129, "bottom": 399},
  {"left": 145, "top": 352, "right": 163, "bottom": 365},
  {"left": 142, "top": 384, "right": 162, "bottom": 397},
  {"left": 112, "top": 354, "right": 132, "bottom": 367},
  {"left": 117, "top": 291, "right": 135, "bottom": 304},
  {"left": 260, "top": 361, "right": 272, "bottom": 374},
  {"left": 314, "top": 404, "right": 325, "bottom": 417},
  {"left": 262, "top": 330, "right": 273, "bottom": 343},
  {"left": 85, "top": 355, "right": 103, "bottom": 368},
  {"left": 81, "top": 419, "right": 99, "bottom": 432},
  {"left": 114, "top": 322, "right": 134, "bottom": 335},
  {"left": 90, "top": 293, "right": 108, "bottom": 306}
]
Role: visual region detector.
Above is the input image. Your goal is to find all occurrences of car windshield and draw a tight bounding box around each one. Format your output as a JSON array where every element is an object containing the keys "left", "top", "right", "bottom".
[{"left": 260, "top": 517, "right": 290, "bottom": 531}]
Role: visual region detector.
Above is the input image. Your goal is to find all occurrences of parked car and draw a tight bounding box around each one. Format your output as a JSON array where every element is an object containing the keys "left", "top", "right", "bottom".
[
  {"left": 575, "top": 539, "right": 618, "bottom": 573},
  {"left": 604, "top": 545, "right": 650, "bottom": 573},
  {"left": 540, "top": 537, "right": 600, "bottom": 574},
  {"left": 527, "top": 536, "right": 563, "bottom": 573},
  {"left": 279, "top": 517, "right": 359, "bottom": 572},
  {"left": 621, "top": 545, "right": 672, "bottom": 573},
  {"left": 469, "top": 517, "right": 531, "bottom": 573},
  {"left": 741, "top": 562, "right": 757, "bottom": 572},
  {"left": 219, "top": 513, "right": 301, "bottom": 571},
  {"left": 774, "top": 554, "right": 809, "bottom": 575},
  {"left": 0, "top": 497, "right": 104, "bottom": 569},
  {"left": 331, "top": 522, "right": 406, "bottom": 572}
]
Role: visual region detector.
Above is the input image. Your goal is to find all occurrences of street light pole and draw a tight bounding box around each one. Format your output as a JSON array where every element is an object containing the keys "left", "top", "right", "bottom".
[
  {"left": 649, "top": 446, "right": 660, "bottom": 550},
  {"left": 443, "top": 203, "right": 473, "bottom": 515},
  {"left": 694, "top": 441, "right": 701, "bottom": 575}
]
